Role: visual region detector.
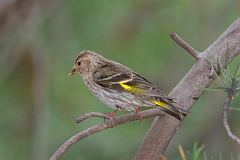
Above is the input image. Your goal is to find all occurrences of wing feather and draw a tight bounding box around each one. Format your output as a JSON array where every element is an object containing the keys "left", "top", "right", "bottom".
[
  {"left": 94, "top": 67, "right": 167, "bottom": 97},
  {"left": 92, "top": 62, "right": 174, "bottom": 99}
]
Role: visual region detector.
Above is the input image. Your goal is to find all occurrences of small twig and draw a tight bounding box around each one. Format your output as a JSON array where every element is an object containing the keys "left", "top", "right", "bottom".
[
  {"left": 159, "top": 155, "right": 168, "bottom": 160},
  {"left": 178, "top": 145, "right": 187, "bottom": 160},
  {"left": 170, "top": 32, "right": 200, "bottom": 60},
  {"left": 223, "top": 94, "right": 240, "bottom": 145},
  {"left": 75, "top": 112, "right": 108, "bottom": 123},
  {"left": 50, "top": 108, "right": 165, "bottom": 160}
]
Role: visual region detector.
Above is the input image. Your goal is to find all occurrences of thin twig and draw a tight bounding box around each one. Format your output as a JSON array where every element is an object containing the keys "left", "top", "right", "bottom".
[
  {"left": 170, "top": 32, "right": 200, "bottom": 60},
  {"left": 178, "top": 145, "right": 187, "bottom": 160},
  {"left": 223, "top": 95, "right": 240, "bottom": 145},
  {"left": 75, "top": 112, "right": 108, "bottom": 123},
  {"left": 159, "top": 155, "right": 168, "bottom": 160},
  {"left": 50, "top": 108, "right": 166, "bottom": 160}
]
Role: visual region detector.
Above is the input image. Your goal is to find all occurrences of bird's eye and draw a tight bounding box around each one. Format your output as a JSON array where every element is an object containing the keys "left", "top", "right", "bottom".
[{"left": 77, "top": 61, "right": 81, "bottom": 66}]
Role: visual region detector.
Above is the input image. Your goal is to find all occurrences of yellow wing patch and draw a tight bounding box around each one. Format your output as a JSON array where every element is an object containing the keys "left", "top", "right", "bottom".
[
  {"left": 118, "top": 80, "right": 144, "bottom": 94},
  {"left": 151, "top": 100, "right": 169, "bottom": 109}
]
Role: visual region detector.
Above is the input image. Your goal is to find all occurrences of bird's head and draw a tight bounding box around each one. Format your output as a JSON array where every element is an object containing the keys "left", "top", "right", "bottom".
[{"left": 68, "top": 50, "right": 101, "bottom": 76}]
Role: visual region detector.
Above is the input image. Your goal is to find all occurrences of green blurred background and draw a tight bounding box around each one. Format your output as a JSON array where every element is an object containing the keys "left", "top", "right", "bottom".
[{"left": 0, "top": 0, "right": 239, "bottom": 159}]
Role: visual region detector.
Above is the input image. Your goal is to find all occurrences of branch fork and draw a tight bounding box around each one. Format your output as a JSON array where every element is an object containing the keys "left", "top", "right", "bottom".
[{"left": 50, "top": 108, "right": 167, "bottom": 160}]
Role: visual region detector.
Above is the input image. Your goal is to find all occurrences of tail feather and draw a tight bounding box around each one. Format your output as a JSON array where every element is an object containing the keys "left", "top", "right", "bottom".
[
  {"left": 151, "top": 98, "right": 188, "bottom": 120},
  {"left": 163, "top": 103, "right": 188, "bottom": 120},
  {"left": 161, "top": 108, "right": 182, "bottom": 120}
]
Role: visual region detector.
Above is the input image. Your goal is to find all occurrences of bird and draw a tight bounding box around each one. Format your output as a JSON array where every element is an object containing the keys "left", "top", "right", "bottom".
[{"left": 69, "top": 50, "right": 187, "bottom": 122}]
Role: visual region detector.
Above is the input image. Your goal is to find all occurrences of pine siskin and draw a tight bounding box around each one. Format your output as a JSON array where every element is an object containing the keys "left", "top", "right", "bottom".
[{"left": 69, "top": 50, "right": 187, "bottom": 121}]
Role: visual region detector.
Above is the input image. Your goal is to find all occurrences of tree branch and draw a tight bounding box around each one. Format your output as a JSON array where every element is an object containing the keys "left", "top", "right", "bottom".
[
  {"left": 136, "top": 18, "right": 240, "bottom": 159},
  {"left": 170, "top": 32, "right": 200, "bottom": 60},
  {"left": 49, "top": 108, "right": 165, "bottom": 160},
  {"left": 223, "top": 95, "right": 240, "bottom": 145}
]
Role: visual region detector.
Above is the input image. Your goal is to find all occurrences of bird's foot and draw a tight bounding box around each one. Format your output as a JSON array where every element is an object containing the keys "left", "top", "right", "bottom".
[
  {"left": 134, "top": 107, "right": 142, "bottom": 122},
  {"left": 104, "top": 111, "right": 116, "bottom": 128}
]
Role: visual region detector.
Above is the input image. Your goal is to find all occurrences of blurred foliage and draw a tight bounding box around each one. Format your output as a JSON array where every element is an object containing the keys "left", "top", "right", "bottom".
[
  {"left": 191, "top": 143, "right": 204, "bottom": 160},
  {"left": 167, "top": 143, "right": 240, "bottom": 160},
  {"left": 191, "top": 143, "right": 240, "bottom": 160},
  {"left": 0, "top": 0, "right": 239, "bottom": 160}
]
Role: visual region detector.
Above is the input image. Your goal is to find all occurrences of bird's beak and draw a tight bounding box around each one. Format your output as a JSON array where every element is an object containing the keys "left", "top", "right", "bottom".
[{"left": 68, "top": 67, "right": 76, "bottom": 76}]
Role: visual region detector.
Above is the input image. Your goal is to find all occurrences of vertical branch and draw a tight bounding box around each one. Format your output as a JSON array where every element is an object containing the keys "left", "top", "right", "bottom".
[{"left": 31, "top": 48, "right": 50, "bottom": 160}]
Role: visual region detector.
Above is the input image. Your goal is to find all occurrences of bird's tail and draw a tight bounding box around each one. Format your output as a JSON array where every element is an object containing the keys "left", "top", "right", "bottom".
[
  {"left": 151, "top": 98, "right": 187, "bottom": 120},
  {"left": 161, "top": 104, "right": 187, "bottom": 120}
]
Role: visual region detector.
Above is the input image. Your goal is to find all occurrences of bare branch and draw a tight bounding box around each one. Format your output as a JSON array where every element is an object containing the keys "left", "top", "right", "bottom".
[
  {"left": 136, "top": 18, "right": 240, "bottom": 159},
  {"left": 170, "top": 32, "right": 200, "bottom": 60},
  {"left": 49, "top": 108, "right": 165, "bottom": 160},
  {"left": 178, "top": 145, "right": 187, "bottom": 160},
  {"left": 223, "top": 95, "right": 240, "bottom": 145},
  {"left": 159, "top": 155, "right": 168, "bottom": 160}
]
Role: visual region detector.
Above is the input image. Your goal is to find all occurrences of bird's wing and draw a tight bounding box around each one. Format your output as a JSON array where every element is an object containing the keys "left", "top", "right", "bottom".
[
  {"left": 94, "top": 67, "right": 178, "bottom": 108},
  {"left": 94, "top": 71, "right": 137, "bottom": 93},
  {"left": 94, "top": 66, "right": 167, "bottom": 97}
]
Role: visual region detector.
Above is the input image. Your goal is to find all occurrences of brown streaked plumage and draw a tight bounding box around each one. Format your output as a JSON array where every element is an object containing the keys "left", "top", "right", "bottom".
[{"left": 69, "top": 50, "right": 187, "bottom": 120}]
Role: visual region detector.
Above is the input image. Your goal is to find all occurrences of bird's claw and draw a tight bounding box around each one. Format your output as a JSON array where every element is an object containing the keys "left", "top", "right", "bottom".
[
  {"left": 135, "top": 107, "right": 142, "bottom": 122},
  {"left": 104, "top": 112, "right": 116, "bottom": 127}
]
